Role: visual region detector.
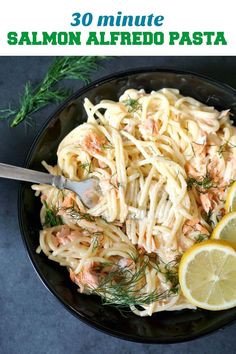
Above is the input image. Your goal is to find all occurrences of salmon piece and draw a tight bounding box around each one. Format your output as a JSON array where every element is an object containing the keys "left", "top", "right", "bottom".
[
  {"left": 69, "top": 263, "right": 99, "bottom": 292},
  {"left": 61, "top": 194, "right": 75, "bottom": 208},
  {"left": 83, "top": 131, "right": 107, "bottom": 154},
  {"left": 207, "top": 156, "right": 222, "bottom": 183},
  {"left": 200, "top": 193, "right": 213, "bottom": 213},
  {"left": 53, "top": 225, "right": 75, "bottom": 246},
  {"left": 145, "top": 118, "right": 158, "bottom": 134},
  {"left": 118, "top": 258, "right": 134, "bottom": 270},
  {"left": 139, "top": 118, "right": 158, "bottom": 138},
  {"left": 182, "top": 218, "right": 208, "bottom": 235},
  {"left": 185, "top": 162, "right": 201, "bottom": 179},
  {"left": 185, "top": 161, "right": 207, "bottom": 179},
  {"left": 199, "top": 187, "right": 226, "bottom": 213}
]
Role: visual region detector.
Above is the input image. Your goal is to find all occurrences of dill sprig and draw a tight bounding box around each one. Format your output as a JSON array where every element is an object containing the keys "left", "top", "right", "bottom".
[
  {"left": 43, "top": 201, "right": 62, "bottom": 227},
  {"left": 122, "top": 97, "right": 142, "bottom": 113},
  {"left": 90, "top": 256, "right": 179, "bottom": 308},
  {"left": 218, "top": 141, "right": 236, "bottom": 158},
  {"left": 0, "top": 56, "right": 110, "bottom": 127},
  {"left": 162, "top": 260, "right": 179, "bottom": 292},
  {"left": 78, "top": 161, "right": 92, "bottom": 174},
  {"left": 92, "top": 232, "right": 103, "bottom": 252},
  {"left": 186, "top": 173, "right": 214, "bottom": 191},
  {"left": 65, "top": 207, "right": 95, "bottom": 222},
  {"left": 151, "top": 256, "right": 180, "bottom": 294}
]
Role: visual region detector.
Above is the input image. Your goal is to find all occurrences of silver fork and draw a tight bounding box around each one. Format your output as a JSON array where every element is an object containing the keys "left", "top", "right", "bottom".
[{"left": 0, "top": 163, "right": 100, "bottom": 208}]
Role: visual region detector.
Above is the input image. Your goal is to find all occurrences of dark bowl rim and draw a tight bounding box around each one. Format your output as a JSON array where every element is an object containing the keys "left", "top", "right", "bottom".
[{"left": 18, "top": 67, "right": 236, "bottom": 344}]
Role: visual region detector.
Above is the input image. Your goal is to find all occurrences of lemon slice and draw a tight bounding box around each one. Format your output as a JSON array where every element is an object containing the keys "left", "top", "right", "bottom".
[
  {"left": 179, "top": 240, "right": 236, "bottom": 310},
  {"left": 211, "top": 212, "right": 236, "bottom": 246},
  {"left": 225, "top": 181, "right": 236, "bottom": 212}
]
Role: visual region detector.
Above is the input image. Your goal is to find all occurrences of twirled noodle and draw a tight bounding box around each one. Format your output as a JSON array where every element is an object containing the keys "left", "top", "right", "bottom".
[{"left": 32, "top": 88, "right": 236, "bottom": 316}]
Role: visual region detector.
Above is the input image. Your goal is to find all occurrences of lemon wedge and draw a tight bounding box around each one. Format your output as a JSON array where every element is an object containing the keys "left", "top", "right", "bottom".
[
  {"left": 225, "top": 181, "right": 236, "bottom": 212},
  {"left": 211, "top": 212, "right": 236, "bottom": 246},
  {"left": 179, "top": 240, "right": 236, "bottom": 310}
]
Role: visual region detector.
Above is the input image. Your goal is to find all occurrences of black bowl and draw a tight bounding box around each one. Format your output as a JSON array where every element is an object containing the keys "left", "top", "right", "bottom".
[{"left": 19, "top": 68, "right": 236, "bottom": 343}]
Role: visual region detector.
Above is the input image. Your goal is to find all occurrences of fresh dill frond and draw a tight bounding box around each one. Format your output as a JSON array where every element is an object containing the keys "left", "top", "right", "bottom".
[
  {"left": 218, "top": 141, "right": 236, "bottom": 158},
  {"left": 0, "top": 107, "right": 16, "bottom": 121},
  {"left": 218, "top": 143, "right": 228, "bottom": 158},
  {"left": 1, "top": 56, "right": 111, "bottom": 127},
  {"left": 92, "top": 232, "right": 103, "bottom": 252},
  {"left": 122, "top": 97, "right": 142, "bottom": 113},
  {"left": 43, "top": 201, "right": 62, "bottom": 227},
  {"left": 186, "top": 173, "right": 214, "bottom": 191},
  {"left": 90, "top": 256, "right": 179, "bottom": 308},
  {"left": 66, "top": 207, "right": 95, "bottom": 222},
  {"left": 127, "top": 251, "right": 139, "bottom": 263},
  {"left": 195, "top": 233, "right": 209, "bottom": 243},
  {"left": 163, "top": 260, "right": 179, "bottom": 293},
  {"left": 78, "top": 162, "right": 92, "bottom": 174},
  {"left": 152, "top": 256, "right": 180, "bottom": 294}
]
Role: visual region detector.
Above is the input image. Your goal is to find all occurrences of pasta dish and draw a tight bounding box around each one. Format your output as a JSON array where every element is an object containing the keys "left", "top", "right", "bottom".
[{"left": 32, "top": 88, "right": 236, "bottom": 316}]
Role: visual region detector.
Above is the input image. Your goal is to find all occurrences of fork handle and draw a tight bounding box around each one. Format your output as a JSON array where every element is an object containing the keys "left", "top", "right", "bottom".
[{"left": 0, "top": 162, "right": 54, "bottom": 185}]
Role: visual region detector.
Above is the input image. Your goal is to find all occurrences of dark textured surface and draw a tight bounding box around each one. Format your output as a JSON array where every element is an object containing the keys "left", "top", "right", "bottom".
[{"left": 0, "top": 57, "right": 236, "bottom": 354}]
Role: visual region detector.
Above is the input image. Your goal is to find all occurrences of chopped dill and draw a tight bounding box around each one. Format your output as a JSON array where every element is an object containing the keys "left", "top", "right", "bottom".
[
  {"left": 202, "top": 209, "right": 214, "bottom": 227},
  {"left": 66, "top": 207, "right": 95, "bottom": 222},
  {"left": 78, "top": 162, "right": 92, "bottom": 174},
  {"left": 92, "top": 232, "right": 103, "bottom": 252},
  {"left": 218, "top": 141, "right": 236, "bottom": 158},
  {"left": 195, "top": 233, "right": 209, "bottom": 243},
  {"left": 110, "top": 181, "right": 119, "bottom": 190},
  {"left": 43, "top": 201, "right": 62, "bottom": 227},
  {"left": 101, "top": 142, "right": 113, "bottom": 150},
  {"left": 163, "top": 260, "right": 179, "bottom": 293},
  {"left": 218, "top": 143, "right": 227, "bottom": 158},
  {"left": 122, "top": 98, "right": 142, "bottom": 113},
  {"left": 186, "top": 173, "right": 214, "bottom": 191},
  {"left": 110, "top": 180, "right": 123, "bottom": 190}
]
